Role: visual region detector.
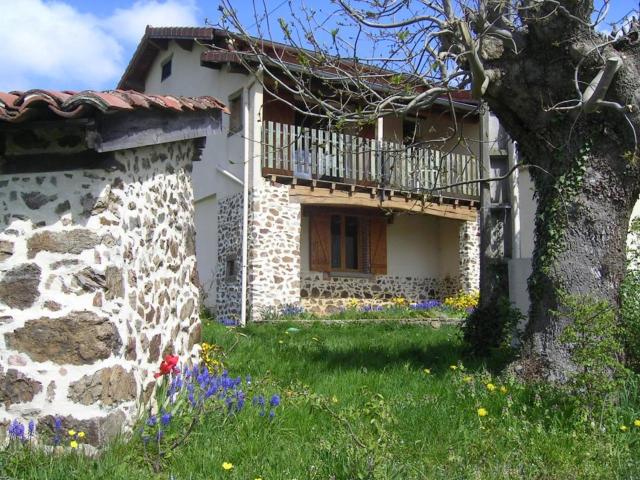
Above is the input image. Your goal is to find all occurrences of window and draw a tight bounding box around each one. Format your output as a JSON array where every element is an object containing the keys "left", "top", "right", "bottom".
[
  {"left": 228, "top": 93, "right": 243, "bottom": 134},
  {"left": 160, "top": 57, "right": 172, "bottom": 82},
  {"left": 310, "top": 211, "right": 387, "bottom": 274},
  {"left": 330, "top": 215, "right": 361, "bottom": 270},
  {"left": 225, "top": 257, "right": 237, "bottom": 280},
  {"left": 402, "top": 117, "right": 420, "bottom": 145}
]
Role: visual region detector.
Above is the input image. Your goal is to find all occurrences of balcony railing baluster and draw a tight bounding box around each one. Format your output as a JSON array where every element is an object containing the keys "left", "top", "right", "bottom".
[{"left": 261, "top": 121, "right": 479, "bottom": 198}]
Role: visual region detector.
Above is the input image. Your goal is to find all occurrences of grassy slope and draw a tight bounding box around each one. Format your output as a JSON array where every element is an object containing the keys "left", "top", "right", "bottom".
[{"left": 2, "top": 321, "right": 639, "bottom": 479}]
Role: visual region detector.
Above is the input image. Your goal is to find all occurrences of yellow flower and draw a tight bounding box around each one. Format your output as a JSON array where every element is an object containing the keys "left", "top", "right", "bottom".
[
  {"left": 499, "top": 386, "right": 508, "bottom": 394},
  {"left": 450, "top": 365, "right": 458, "bottom": 370},
  {"left": 77, "top": 431, "right": 85, "bottom": 438},
  {"left": 443, "top": 291, "right": 479, "bottom": 311},
  {"left": 278, "top": 340, "right": 284, "bottom": 344},
  {"left": 486, "top": 383, "right": 496, "bottom": 392},
  {"left": 331, "top": 395, "right": 339, "bottom": 404},
  {"left": 477, "top": 407, "right": 488, "bottom": 417},
  {"left": 463, "top": 375, "right": 473, "bottom": 383},
  {"left": 620, "top": 425, "right": 628, "bottom": 432},
  {"left": 68, "top": 430, "right": 76, "bottom": 436},
  {"left": 70, "top": 440, "right": 78, "bottom": 449},
  {"left": 222, "top": 462, "right": 234, "bottom": 470},
  {"left": 346, "top": 299, "right": 360, "bottom": 309},
  {"left": 423, "top": 368, "right": 431, "bottom": 375},
  {"left": 390, "top": 296, "right": 405, "bottom": 306},
  {"left": 634, "top": 419, "right": 640, "bottom": 428}
]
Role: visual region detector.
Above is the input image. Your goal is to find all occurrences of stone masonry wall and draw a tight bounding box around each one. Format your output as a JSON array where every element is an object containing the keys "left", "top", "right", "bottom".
[
  {"left": 0, "top": 141, "right": 201, "bottom": 445},
  {"left": 459, "top": 214, "right": 480, "bottom": 292},
  {"left": 248, "top": 183, "right": 301, "bottom": 320},
  {"left": 215, "top": 193, "right": 243, "bottom": 321},
  {"left": 301, "top": 274, "right": 460, "bottom": 314}
]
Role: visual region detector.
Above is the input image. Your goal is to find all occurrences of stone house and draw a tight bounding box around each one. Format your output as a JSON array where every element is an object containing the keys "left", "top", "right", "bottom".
[
  {"left": 0, "top": 89, "right": 226, "bottom": 444},
  {"left": 119, "top": 27, "right": 481, "bottom": 323}
]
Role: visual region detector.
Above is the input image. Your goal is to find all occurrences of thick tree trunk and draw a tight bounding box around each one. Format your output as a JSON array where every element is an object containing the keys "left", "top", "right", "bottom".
[
  {"left": 517, "top": 135, "right": 640, "bottom": 381},
  {"left": 479, "top": 13, "right": 640, "bottom": 380}
]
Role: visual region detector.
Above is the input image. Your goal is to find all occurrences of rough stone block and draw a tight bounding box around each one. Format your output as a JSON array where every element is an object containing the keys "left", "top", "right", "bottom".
[
  {"left": 27, "top": 229, "right": 99, "bottom": 258},
  {"left": 5, "top": 311, "right": 122, "bottom": 365},
  {"left": 0, "top": 369, "right": 43, "bottom": 407},
  {"left": 0, "top": 263, "right": 41, "bottom": 309},
  {"left": 0, "top": 240, "right": 14, "bottom": 261},
  {"left": 40, "top": 410, "right": 125, "bottom": 446},
  {"left": 68, "top": 365, "right": 136, "bottom": 406}
]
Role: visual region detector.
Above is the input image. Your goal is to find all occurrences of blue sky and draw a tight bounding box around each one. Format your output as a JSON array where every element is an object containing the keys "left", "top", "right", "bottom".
[{"left": 0, "top": 0, "right": 635, "bottom": 92}]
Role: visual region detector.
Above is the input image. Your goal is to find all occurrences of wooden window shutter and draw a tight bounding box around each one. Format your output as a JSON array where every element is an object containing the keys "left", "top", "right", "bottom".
[
  {"left": 310, "top": 214, "right": 331, "bottom": 272},
  {"left": 369, "top": 217, "right": 388, "bottom": 274}
]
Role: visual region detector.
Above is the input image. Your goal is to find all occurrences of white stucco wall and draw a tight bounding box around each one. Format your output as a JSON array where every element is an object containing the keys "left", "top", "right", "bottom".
[
  {"left": 387, "top": 214, "right": 460, "bottom": 277},
  {"left": 508, "top": 166, "right": 536, "bottom": 316},
  {"left": 438, "top": 217, "right": 463, "bottom": 277},
  {"left": 628, "top": 199, "right": 640, "bottom": 271},
  {"left": 142, "top": 41, "right": 264, "bottom": 306},
  {"left": 514, "top": 169, "right": 536, "bottom": 259},
  {"left": 193, "top": 195, "right": 218, "bottom": 308},
  {"left": 144, "top": 42, "right": 250, "bottom": 199}
]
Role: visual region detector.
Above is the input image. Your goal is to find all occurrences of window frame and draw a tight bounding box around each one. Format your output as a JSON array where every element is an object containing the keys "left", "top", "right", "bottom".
[
  {"left": 330, "top": 214, "right": 363, "bottom": 273},
  {"left": 227, "top": 91, "right": 243, "bottom": 136},
  {"left": 225, "top": 256, "right": 237, "bottom": 281},
  {"left": 160, "top": 56, "right": 173, "bottom": 82}
]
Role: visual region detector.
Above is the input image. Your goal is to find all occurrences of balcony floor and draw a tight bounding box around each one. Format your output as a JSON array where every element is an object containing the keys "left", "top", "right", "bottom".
[{"left": 263, "top": 170, "right": 479, "bottom": 222}]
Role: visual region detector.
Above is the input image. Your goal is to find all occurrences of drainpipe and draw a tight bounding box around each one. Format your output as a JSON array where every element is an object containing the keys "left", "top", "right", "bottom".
[
  {"left": 216, "top": 166, "right": 244, "bottom": 186},
  {"left": 239, "top": 71, "right": 260, "bottom": 327}
]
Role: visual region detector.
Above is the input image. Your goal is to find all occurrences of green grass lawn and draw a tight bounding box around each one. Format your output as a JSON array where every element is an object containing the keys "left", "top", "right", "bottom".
[{"left": 2, "top": 321, "right": 640, "bottom": 479}]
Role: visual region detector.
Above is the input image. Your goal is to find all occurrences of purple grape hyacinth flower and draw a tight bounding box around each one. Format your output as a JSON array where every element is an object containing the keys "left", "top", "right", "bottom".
[
  {"left": 160, "top": 412, "right": 172, "bottom": 426},
  {"left": 411, "top": 300, "right": 442, "bottom": 310},
  {"left": 8, "top": 420, "right": 25, "bottom": 441},
  {"left": 53, "top": 416, "right": 62, "bottom": 445}
]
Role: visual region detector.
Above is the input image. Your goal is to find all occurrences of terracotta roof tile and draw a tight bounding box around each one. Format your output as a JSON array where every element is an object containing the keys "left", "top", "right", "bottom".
[{"left": 0, "top": 89, "right": 228, "bottom": 124}]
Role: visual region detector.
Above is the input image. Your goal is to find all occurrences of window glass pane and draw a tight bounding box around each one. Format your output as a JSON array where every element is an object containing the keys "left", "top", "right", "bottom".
[
  {"left": 331, "top": 215, "right": 341, "bottom": 269},
  {"left": 229, "top": 95, "right": 243, "bottom": 133},
  {"left": 345, "top": 216, "right": 359, "bottom": 269},
  {"left": 161, "top": 59, "right": 172, "bottom": 81}
]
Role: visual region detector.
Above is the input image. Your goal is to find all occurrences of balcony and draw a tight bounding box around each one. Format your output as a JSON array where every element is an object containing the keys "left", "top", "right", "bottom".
[{"left": 261, "top": 121, "right": 479, "bottom": 201}]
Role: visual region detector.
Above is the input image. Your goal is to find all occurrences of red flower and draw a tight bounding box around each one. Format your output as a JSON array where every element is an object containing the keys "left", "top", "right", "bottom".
[{"left": 154, "top": 354, "right": 180, "bottom": 378}]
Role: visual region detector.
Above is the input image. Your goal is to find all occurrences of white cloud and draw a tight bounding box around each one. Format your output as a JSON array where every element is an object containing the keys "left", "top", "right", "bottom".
[
  {"left": 106, "top": 0, "right": 200, "bottom": 45},
  {"left": 0, "top": 0, "right": 200, "bottom": 92}
]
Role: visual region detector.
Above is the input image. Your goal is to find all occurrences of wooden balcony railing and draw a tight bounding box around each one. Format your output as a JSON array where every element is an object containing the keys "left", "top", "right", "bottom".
[{"left": 261, "top": 121, "right": 479, "bottom": 198}]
